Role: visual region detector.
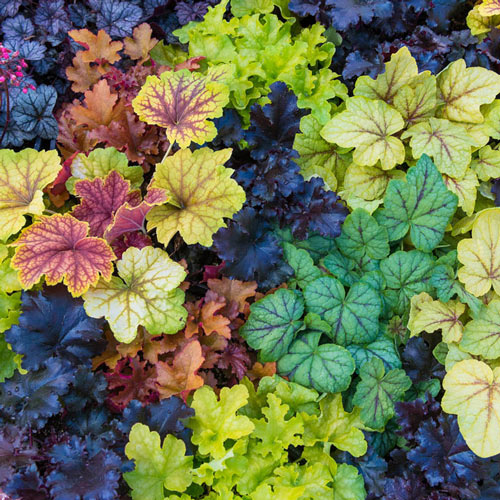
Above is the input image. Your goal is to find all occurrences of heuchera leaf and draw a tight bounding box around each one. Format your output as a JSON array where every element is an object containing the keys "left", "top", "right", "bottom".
[
  {"left": 132, "top": 67, "right": 229, "bottom": 148},
  {"left": 187, "top": 384, "right": 255, "bottom": 459},
  {"left": 124, "top": 423, "right": 193, "bottom": 499},
  {"left": 123, "top": 23, "right": 158, "bottom": 62},
  {"left": 11, "top": 214, "right": 115, "bottom": 297},
  {"left": 83, "top": 246, "right": 187, "bottom": 343},
  {"left": 352, "top": 358, "right": 412, "bottom": 430},
  {"left": 479, "top": 0, "right": 500, "bottom": 16},
  {"left": 283, "top": 242, "right": 322, "bottom": 289},
  {"left": 0, "top": 149, "right": 60, "bottom": 241},
  {"left": 442, "top": 359, "right": 500, "bottom": 457},
  {"left": 437, "top": 59, "right": 500, "bottom": 123},
  {"left": 277, "top": 330, "right": 355, "bottom": 393},
  {"left": 68, "top": 28, "right": 123, "bottom": 64},
  {"left": 240, "top": 288, "right": 304, "bottom": 362},
  {"left": 375, "top": 155, "right": 458, "bottom": 252},
  {"left": 457, "top": 208, "right": 500, "bottom": 297},
  {"left": 147, "top": 147, "right": 245, "bottom": 247},
  {"left": 321, "top": 96, "right": 405, "bottom": 170}
]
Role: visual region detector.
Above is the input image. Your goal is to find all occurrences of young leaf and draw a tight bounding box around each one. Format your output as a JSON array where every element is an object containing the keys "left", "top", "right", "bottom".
[
  {"left": 0, "top": 149, "right": 60, "bottom": 241},
  {"left": 375, "top": 155, "right": 458, "bottom": 252},
  {"left": 11, "top": 215, "right": 115, "bottom": 297},
  {"left": 147, "top": 148, "right": 245, "bottom": 247},
  {"left": 442, "top": 359, "right": 500, "bottom": 457},
  {"left": 124, "top": 423, "right": 193, "bottom": 499},
  {"left": 187, "top": 384, "right": 255, "bottom": 459},
  {"left": 83, "top": 246, "right": 187, "bottom": 343},
  {"left": 277, "top": 330, "right": 355, "bottom": 393},
  {"left": 321, "top": 96, "right": 405, "bottom": 170},
  {"left": 132, "top": 67, "right": 229, "bottom": 148},
  {"left": 460, "top": 300, "right": 500, "bottom": 359},
  {"left": 437, "top": 59, "right": 500, "bottom": 123},
  {"left": 352, "top": 358, "right": 412, "bottom": 430},
  {"left": 457, "top": 208, "right": 500, "bottom": 297},
  {"left": 240, "top": 288, "right": 304, "bottom": 362}
]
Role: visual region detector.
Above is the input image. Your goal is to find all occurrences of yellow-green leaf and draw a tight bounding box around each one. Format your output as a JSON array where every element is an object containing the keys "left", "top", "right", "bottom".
[
  {"left": 442, "top": 359, "right": 500, "bottom": 457},
  {"left": 457, "top": 208, "right": 500, "bottom": 297},
  {"left": 471, "top": 145, "right": 500, "bottom": 181},
  {"left": 437, "top": 59, "right": 500, "bottom": 123},
  {"left": 83, "top": 246, "right": 187, "bottom": 343},
  {"left": 479, "top": 0, "right": 500, "bottom": 17},
  {"left": 408, "top": 292, "right": 465, "bottom": 344},
  {"left": 321, "top": 96, "right": 405, "bottom": 170},
  {"left": 0, "top": 149, "right": 60, "bottom": 242},
  {"left": 467, "top": 5, "right": 500, "bottom": 36},
  {"left": 461, "top": 300, "right": 500, "bottom": 359},
  {"left": 443, "top": 169, "right": 479, "bottom": 217},
  {"left": 402, "top": 117, "right": 474, "bottom": 179},
  {"left": 354, "top": 47, "right": 418, "bottom": 104},
  {"left": 147, "top": 148, "right": 245, "bottom": 247}
]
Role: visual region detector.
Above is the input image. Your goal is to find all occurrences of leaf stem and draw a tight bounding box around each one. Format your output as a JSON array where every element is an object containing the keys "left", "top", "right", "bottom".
[
  {"left": 161, "top": 141, "right": 174, "bottom": 163},
  {"left": 44, "top": 209, "right": 57, "bottom": 215}
]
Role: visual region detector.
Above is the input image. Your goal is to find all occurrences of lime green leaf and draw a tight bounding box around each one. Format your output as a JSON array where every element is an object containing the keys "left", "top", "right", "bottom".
[
  {"left": 443, "top": 170, "right": 479, "bottom": 217},
  {"left": 83, "top": 246, "right": 187, "bottom": 343},
  {"left": 336, "top": 208, "right": 389, "bottom": 260},
  {"left": 277, "top": 330, "right": 355, "bottom": 393},
  {"left": 188, "top": 385, "right": 255, "bottom": 459},
  {"left": 352, "top": 358, "right": 411, "bottom": 430},
  {"left": 437, "top": 59, "right": 500, "bottom": 123},
  {"left": 240, "top": 288, "right": 304, "bottom": 362},
  {"left": 347, "top": 335, "right": 402, "bottom": 373},
  {"left": 0, "top": 244, "right": 21, "bottom": 293},
  {"left": 408, "top": 292, "right": 465, "bottom": 343},
  {"left": 147, "top": 148, "right": 245, "bottom": 247},
  {"left": 457, "top": 208, "right": 500, "bottom": 297},
  {"left": 467, "top": 4, "right": 500, "bottom": 35},
  {"left": 471, "top": 145, "right": 500, "bottom": 181},
  {"left": 442, "top": 359, "right": 500, "bottom": 457},
  {"left": 479, "top": 0, "right": 500, "bottom": 17},
  {"left": 0, "top": 291, "right": 22, "bottom": 382},
  {"left": 445, "top": 343, "right": 472, "bottom": 371},
  {"left": 67, "top": 147, "right": 143, "bottom": 194},
  {"left": 302, "top": 394, "right": 367, "bottom": 457},
  {"left": 460, "top": 300, "right": 500, "bottom": 358},
  {"left": 375, "top": 155, "right": 458, "bottom": 251},
  {"left": 332, "top": 464, "right": 366, "bottom": 500},
  {"left": 230, "top": 0, "right": 274, "bottom": 16},
  {"left": 251, "top": 393, "right": 304, "bottom": 460},
  {"left": 283, "top": 243, "right": 322, "bottom": 289},
  {"left": 354, "top": 47, "right": 418, "bottom": 104},
  {"left": 321, "top": 96, "right": 405, "bottom": 170},
  {"left": 304, "top": 276, "right": 381, "bottom": 345},
  {"left": 124, "top": 423, "right": 193, "bottom": 499},
  {"left": 402, "top": 117, "right": 474, "bottom": 179}
]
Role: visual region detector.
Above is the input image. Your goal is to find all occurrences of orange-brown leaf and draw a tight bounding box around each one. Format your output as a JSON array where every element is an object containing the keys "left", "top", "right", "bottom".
[
  {"left": 69, "top": 29, "right": 123, "bottom": 64},
  {"left": 185, "top": 297, "right": 232, "bottom": 339},
  {"left": 207, "top": 277, "right": 257, "bottom": 313},
  {"left": 124, "top": 23, "right": 158, "bottom": 62},
  {"left": 66, "top": 51, "right": 102, "bottom": 93}
]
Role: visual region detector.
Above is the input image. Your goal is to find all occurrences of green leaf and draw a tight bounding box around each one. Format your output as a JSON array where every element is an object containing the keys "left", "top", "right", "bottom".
[
  {"left": 231, "top": 0, "right": 274, "bottom": 16},
  {"left": 347, "top": 334, "right": 402, "bottom": 373},
  {"left": 277, "top": 330, "right": 355, "bottom": 393},
  {"left": 471, "top": 145, "right": 500, "bottom": 181},
  {"left": 188, "top": 385, "right": 255, "bottom": 460},
  {"left": 321, "top": 96, "right": 405, "bottom": 170},
  {"left": 332, "top": 464, "right": 367, "bottom": 500},
  {"left": 402, "top": 117, "right": 474, "bottom": 179},
  {"left": 460, "top": 300, "right": 500, "bottom": 359},
  {"left": 283, "top": 242, "right": 322, "bottom": 289},
  {"left": 336, "top": 208, "right": 390, "bottom": 260},
  {"left": 375, "top": 155, "right": 458, "bottom": 252},
  {"left": 124, "top": 423, "right": 193, "bottom": 499},
  {"left": 304, "top": 276, "right": 381, "bottom": 345},
  {"left": 352, "top": 358, "right": 412, "bottom": 430},
  {"left": 380, "top": 250, "right": 434, "bottom": 316},
  {"left": 240, "top": 289, "right": 304, "bottom": 362}
]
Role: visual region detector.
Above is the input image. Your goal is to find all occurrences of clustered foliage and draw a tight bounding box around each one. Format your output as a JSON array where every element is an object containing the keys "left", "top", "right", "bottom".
[{"left": 3, "top": 0, "right": 500, "bottom": 498}]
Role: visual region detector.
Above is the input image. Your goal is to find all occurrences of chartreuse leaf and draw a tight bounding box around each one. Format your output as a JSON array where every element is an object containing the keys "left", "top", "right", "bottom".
[
  {"left": 67, "top": 147, "right": 143, "bottom": 194},
  {"left": 83, "top": 246, "right": 187, "bottom": 343},
  {"left": 467, "top": 4, "right": 500, "bottom": 36},
  {"left": 283, "top": 243, "right": 322, "bottom": 289},
  {"left": 0, "top": 292, "right": 22, "bottom": 382},
  {"left": 471, "top": 145, "right": 500, "bottom": 181},
  {"left": 124, "top": 423, "right": 193, "bottom": 500},
  {"left": 147, "top": 148, "right": 245, "bottom": 247},
  {"left": 402, "top": 117, "right": 475, "bottom": 179},
  {"left": 133, "top": 67, "right": 229, "bottom": 148},
  {"left": 460, "top": 300, "right": 500, "bottom": 359},
  {"left": 354, "top": 47, "right": 418, "bottom": 104},
  {"left": 188, "top": 384, "right": 255, "bottom": 459},
  {"left": 479, "top": 0, "right": 500, "bottom": 17},
  {"left": 352, "top": 358, "right": 411, "bottom": 430},
  {"left": 457, "top": 208, "right": 500, "bottom": 297},
  {"left": 304, "top": 276, "right": 381, "bottom": 345},
  {"left": 302, "top": 393, "right": 367, "bottom": 457},
  {"left": 240, "top": 288, "right": 304, "bottom": 362},
  {"left": 408, "top": 292, "right": 465, "bottom": 344},
  {"left": 332, "top": 464, "right": 366, "bottom": 500},
  {"left": 277, "top": 330, "right": 355, "bottom": 393},
  {"left": 336, "top": 208, "right": 389, "bottom": 260},
  {"left": 321, "top": 96, "right": 405, "bottom": 170},
  {"left": 0, "top": 149, "right": 60, "bottom": 242},
  {"left": 375, "top": 155, "right": 458, "bottom": 252},
  {"left": 437, "top": 59, "right": 500, "bottom": 123},
  {"left": 11, "top": 215, "right": 115, "bottom": 297},
  {"left": 442, "top": 359, "right": 500, "bottom": 457},
  {"left": 443, "top": 169, "right": 479, "bottom": 217},
  {"left": 0, "top": 244, "right": 21, "bottom": 293}
]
